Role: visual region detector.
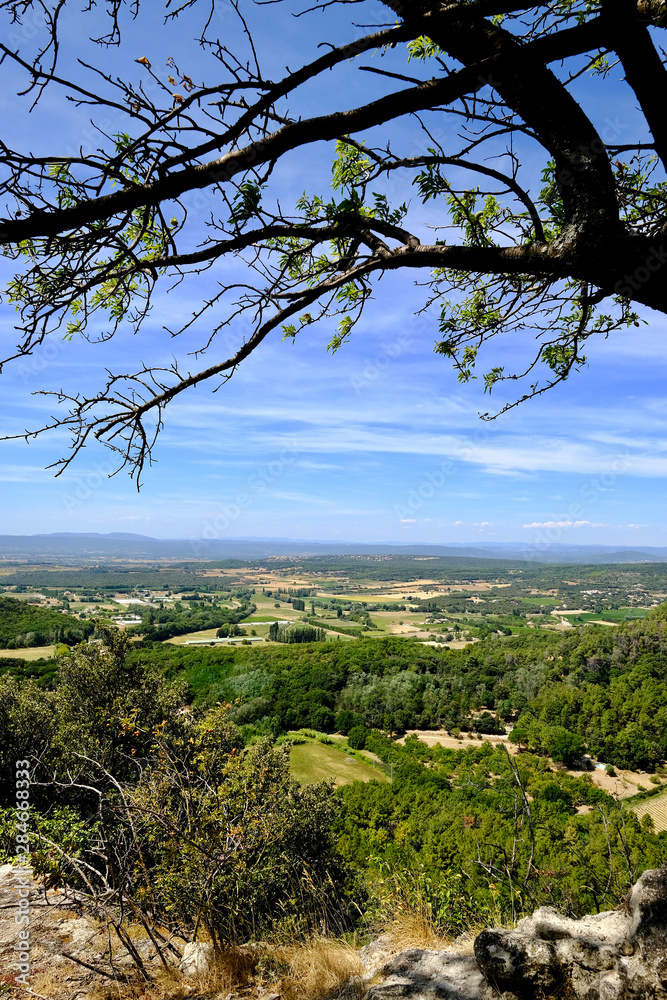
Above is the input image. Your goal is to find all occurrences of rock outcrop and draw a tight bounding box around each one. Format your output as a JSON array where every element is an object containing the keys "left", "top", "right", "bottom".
[
  {"left": 363, "top": 866, "right": 667, "bottom": 1000},
  {"left": 179, "top": 941, "right": 214, "bottom": 977}
]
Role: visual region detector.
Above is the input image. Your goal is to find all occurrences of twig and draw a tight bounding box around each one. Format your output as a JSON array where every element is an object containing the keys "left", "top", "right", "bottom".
[{"left": 60, "top": 951, "right": 129, "bottom": 982}]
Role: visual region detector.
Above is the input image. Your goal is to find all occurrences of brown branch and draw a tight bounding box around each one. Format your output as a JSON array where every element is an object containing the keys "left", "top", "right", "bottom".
[{"left": 411, "top": 6, "right": 620, "bottom": 236}]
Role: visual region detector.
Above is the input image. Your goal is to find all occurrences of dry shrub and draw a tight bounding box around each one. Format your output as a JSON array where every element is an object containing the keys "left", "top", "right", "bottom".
[
  {"left": 380, "top": 909, "right": 454, "bottom": 952},
  {"left": 276, "top": 938, "right": 364, "bottom": 1000}
]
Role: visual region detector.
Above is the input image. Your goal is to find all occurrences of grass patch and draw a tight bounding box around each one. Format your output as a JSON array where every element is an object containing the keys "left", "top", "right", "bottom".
[
  {"left": 245, "top": 614, "right": 298, "bottom": 622},
  {"left": 289, "top": 740, "right": 389, "bottom": 787},
  {"left": 0, "top": 644, "right": 56, "bottom": 660}
]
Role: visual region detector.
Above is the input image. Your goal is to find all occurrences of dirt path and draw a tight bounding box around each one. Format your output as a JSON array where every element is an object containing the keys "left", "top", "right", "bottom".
[
  {"left": 397, "top": 729, "right": 514, "bottom": 751},
  {"left": 561, "top": 762, "right": 653, "bottom": 799}
]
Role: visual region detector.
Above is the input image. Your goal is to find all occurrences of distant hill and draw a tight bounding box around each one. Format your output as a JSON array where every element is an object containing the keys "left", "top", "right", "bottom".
[
  {"left": 0, "top": 533, "right": 666, "bottom": 565},
  {"left": 39, "top": 532, "right": 154, "bottom": 541}
]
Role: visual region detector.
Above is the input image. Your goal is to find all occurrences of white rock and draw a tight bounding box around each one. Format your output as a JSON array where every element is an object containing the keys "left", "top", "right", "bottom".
[
  {"left": 179, "top": 941, "right": 214, "bottom": 977},
  {"left": 365, "top": 866, "right": 667, "bottom": 999}
]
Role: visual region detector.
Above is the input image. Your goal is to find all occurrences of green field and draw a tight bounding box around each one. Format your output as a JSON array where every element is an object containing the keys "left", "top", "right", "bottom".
[
  {"left": 245, "top": 614, "right": 298, "bottom": 622},
  {"left": 559, "top": 608, "right": 651, "bottom": 624},
  {"left": 289, "top": 739, "right": 389, "bottom": 786}
]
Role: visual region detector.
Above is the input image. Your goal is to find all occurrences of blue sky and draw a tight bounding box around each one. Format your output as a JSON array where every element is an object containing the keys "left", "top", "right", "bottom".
[{"left": 1, "top": 0, "right": 666, "bottom": 547}]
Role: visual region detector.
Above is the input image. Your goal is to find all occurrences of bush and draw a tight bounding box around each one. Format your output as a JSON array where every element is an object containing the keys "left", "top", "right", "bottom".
[
  {"left": 335, "top": 710, "right": 363, "bottom": 735},
  {"left": 34, "top": 708, "right": 358, "bottom": 948},
  {"left": 347, "top": 725, "right": 369, "bottom": 750}
]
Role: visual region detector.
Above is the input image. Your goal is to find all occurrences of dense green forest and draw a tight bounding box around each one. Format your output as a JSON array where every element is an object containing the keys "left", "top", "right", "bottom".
[
  {"left": 74, "top": 603, "right": 657, "bottom": 770},
  {"left": 0, "top": 595, "right": 93, "bottom": 648},
  {"left": 336, "top": 734, "right": 664, "bottom": 924},
  {"left": 1, "top": 626, "right": 665, "bottom": 951}
]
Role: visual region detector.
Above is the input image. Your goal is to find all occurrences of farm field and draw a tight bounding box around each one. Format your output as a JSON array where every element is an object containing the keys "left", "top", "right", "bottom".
[
  {"left": 557, "top": 608, "right": 651, "bottom": 624},
  {"left": 289, "top": 738, "right": 389, "bottom": 786},
  {"left": 0, "top": 644, "right": 55, "bottom": 660},
  {"left": 631, "top": 790, "right": 667, "bottom": 832}
]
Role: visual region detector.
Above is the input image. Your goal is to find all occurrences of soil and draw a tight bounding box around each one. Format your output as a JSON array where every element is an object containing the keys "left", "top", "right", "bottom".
[
  {"left": 397, "top": 729, "right": 514, "bottom": 752},
  {"left": 0, "top": 863, "right": 174, "bottom": 998}
]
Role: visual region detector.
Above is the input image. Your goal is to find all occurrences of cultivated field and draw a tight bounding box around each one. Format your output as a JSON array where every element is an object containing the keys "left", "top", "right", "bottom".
[
  {"left": 289, "top": 739, "right": 389, "bottom": 786},
  {"left": 0, "top": 645, "right": 55, "bottom": 660},
  {"left": 631, "top": 790, "right": 667, "bottom": 832}
]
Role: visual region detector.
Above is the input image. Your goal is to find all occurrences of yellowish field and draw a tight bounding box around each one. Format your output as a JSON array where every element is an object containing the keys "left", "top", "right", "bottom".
[
  {"left": 326, "top": 581, "right": 513, "bottom": 600},
  {"left": 0, "top": 645, "right": 56, "bottom": 660},
  {"left": 631, "top": 790, "right": 667, "bottom": 831},
  {"left": 290, "top": 739, "right": 389, "bottom": 786}
]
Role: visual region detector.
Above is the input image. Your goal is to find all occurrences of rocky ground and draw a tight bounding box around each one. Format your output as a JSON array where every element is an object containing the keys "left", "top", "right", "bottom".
[
  {"left": 0, "top": 863, "right": 183, "bottom": 999},
  {"left": 362, "top": 866, "right": 667, "bottom": 1000},
  {"left": 2, "top": 862, "right": 666, "bottom": 1000}
]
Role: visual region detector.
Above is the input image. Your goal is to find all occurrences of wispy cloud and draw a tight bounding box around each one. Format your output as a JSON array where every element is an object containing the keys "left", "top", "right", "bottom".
[{"left": 523, "top": 520, "right": 605, "bottom": 529}]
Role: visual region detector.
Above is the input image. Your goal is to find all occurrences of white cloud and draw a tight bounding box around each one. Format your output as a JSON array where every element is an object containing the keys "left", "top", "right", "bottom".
[
  {"left": 522, "top": 520, "right": 606, "bottom": 529},
  {"left": 0, "top": 465, "right": 53, "bottom": 482}
]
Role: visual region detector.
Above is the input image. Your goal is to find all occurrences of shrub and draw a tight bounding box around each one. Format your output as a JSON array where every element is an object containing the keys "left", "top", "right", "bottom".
[
  {"left": 33, "top": 706, "right": 359, "bottom": 950},
  {"left": 348, "top": 725, "right": 369, "bottom": 750}
]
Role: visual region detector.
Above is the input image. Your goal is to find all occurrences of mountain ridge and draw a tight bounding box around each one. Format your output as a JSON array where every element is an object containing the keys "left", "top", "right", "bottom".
[{"left": 1, "top": 533, "right": 666, "bottom": 565}]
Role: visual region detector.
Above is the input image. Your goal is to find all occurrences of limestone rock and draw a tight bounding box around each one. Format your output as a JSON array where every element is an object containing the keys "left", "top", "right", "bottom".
[
  {"left": 365, "top": 866, "right": 667, "bottom": 1000},
  {"left": 365, "top": 946, "right": 502, "bottom": 1000},
  {"left": 474, "top": 865, "right": 667, "bottom": 998},
  {"left": 179, "top": 941, "right": 214, "bottom": 977}
]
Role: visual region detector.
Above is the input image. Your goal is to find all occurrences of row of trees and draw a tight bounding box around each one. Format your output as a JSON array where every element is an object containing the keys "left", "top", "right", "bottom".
[{"left": 268, "top": 622, "right": 327, "bottom": 644}]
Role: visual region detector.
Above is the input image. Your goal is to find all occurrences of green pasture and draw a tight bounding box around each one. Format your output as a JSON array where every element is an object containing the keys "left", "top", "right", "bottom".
[
  {"left": 289, "top": 738, "right": 389, "bottom": 786},
  {"left": 559, "top": 608, "right": 651, "bottom": 624}
]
